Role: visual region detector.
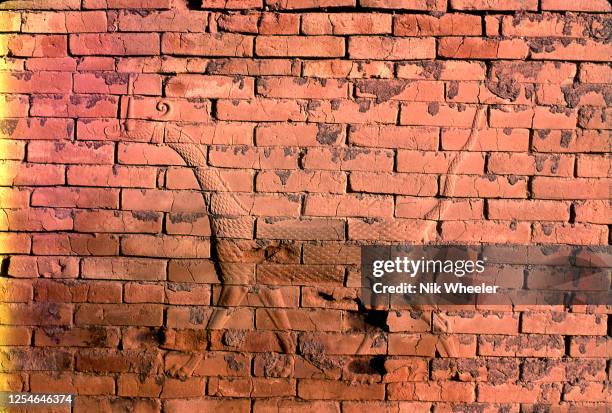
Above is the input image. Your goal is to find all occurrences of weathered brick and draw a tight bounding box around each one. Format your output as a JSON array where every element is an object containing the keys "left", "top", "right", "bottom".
[
  {"left": 162, "top": 33, "right": 253, "bottom": 56},
  {"left": 395, "top": 13, "right": 481, "bottom": 36},
  {"left": 349, "top": 36, "right": 435, "bottom": 60},
  {"left": 70, "top": 33, "right": 160, "bottom": 55}
]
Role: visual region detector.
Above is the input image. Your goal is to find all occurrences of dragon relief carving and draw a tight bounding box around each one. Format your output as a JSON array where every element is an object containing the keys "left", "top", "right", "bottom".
[{"left": 113, "top": 76, "right": 492, "bottom": 357}]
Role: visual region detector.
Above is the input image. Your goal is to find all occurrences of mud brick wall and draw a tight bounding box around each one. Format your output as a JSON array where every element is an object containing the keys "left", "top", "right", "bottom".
[{"left": 0, "top": 0, "right": 610, "bottom": 411}]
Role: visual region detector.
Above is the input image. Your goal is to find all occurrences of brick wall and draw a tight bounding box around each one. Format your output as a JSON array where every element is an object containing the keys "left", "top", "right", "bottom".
[{"left": 0, "top": 0, "right": 610, "bottom": 411}]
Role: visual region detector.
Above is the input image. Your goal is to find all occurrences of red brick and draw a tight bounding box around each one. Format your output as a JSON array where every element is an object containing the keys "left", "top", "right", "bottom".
[
  {"left": 122, "top": 189, "right": 204, "bottom": 212},
  {"left": 211, "top": 193, "right": 299, "bottom": 217},
  {"left": 165, "top": 283, "right": 211, "bottom": 305},
  {"left": 256, "top": 170, "right": 346, "bottom": 193},
  {"left": 489, "top": 105, "right": 534, "bottom": 128},
  {"left": 30, "top": 372, "right": 114, "bottom": 395},
  {"left": 166, "top": 75, "right": 254, "bottom": 99},
  {"left": 440, "top": 37, "right": 529, "bottom": 59},
  {"left": 569, "top": 336, "right": 611, "bottom": 358},
  {"left": 121, "top": 96, "right": 210, "bottom": 122},
  {"left": 303, "top": 60, "right": 393, "bottom": 78},
  {"left": 348, "top": 218, "right": 436, "bottom": 242},
  {"left": 259, "top": 13, "right": 300, "bottom": 34},
  {"left": 576, "top": 154, "right": 611, "bottom": 177},
  {"left": 564, "top": 383, "right": 610, "bottom": 402},
  {"left": 574, "top": 200, "right": 612, "bottom": 224},
  {"left": 522, "top": 312, "right": 607, "bottom": 335},
  {"left": 488, "top": 153, "right": 574, "bottom": 176},
  {"left": 398, "top": 60, "right": 486, "bottom": 80},
  {"left": 441, "top": 221, "right": 531, "bottom": 243},
  {"left": 124, "top": 282, "right": 164, "bottom": 303},
  {"left": 258, "top": 77, "right": 348, "bottom": 99},
  {"left": 434, "top": 312, "right": 519, "bottom": 335},
  {"left": 541, "top": 0, "right": 611, "bottom": 12},
  {"left": 478, "top": 383, "right": 561, "bottom": 403},
  {"left": 75, "top": 303, "right": 163, "bottom": 326},
  {"left": 304, "top": 194, "right": 393, "bottom": 217},
  {"left": 31, "top": 233, "right": 118, "bottom": 256},
  {"left": 350, "top": 172, "right": 437, "bottom": 196},
  {"left": 256, "top": 36, "right": 344, "bottom": 57},
  {"left": 298, "top": 379, "right": 384, "bottom": 400},
  {"left": 3, "top": 71, "right": 72, "bottom": 93},
  {"left": 4, "top": 208, "right": 73, "bottom": 231},
  {"left": 253, "top": 400, "right": 339, "bottom": 413},
  {"left": 532, "top": 177, "right": 611, "bottom": 199},
  {"left": 28, "top": 141, "right": 114, "bottom": 164},
  {"left": 401, "top": 102, "right": 477, "bottom": 127},
  {"left": 164, "top": 399, "right": 249, "bottom": 413},
  {"left": 218, "top": 98, "right": 306, "bottom": 122},
  {"left": 303, "top": 13, "right": 391, "bottom": 35},
  {"left": 488, "top": 200, "right": 570, "bottom": 221},
  {"left": 531, "top": 39, "right": 612, "bottom": 62},
  {"left": 303, "top": 147, "right": 393, "bottom": 172},
  {"left": 479, "top": 334, "right": 564, "bottom": 357},
  {"left": 359, "top": 0, "right": 445, "bottom": 10},
  {"left": 398, "top": 151, "right": 484, "bottom": 174},
  {"left": 256, "top": 123, "right": 344, "bottom": 146},
  {"left": 162, "top": 33, "right": 253, "bottom": 56},
  {"left": 82, "top": 257, "right": 166, "bottom": 281},
  {"left": 267, "top": 0, "right": 354, "bottom": 9},
  {"left": 532, "top": 130, "right": 610, "bottom": 153},
  {"left": 0, "top": 161, "right": 65, "bottom": 186},
  {"left": 5, "top": 302, "right": 72, "bottom": 326},
  {"left": 117, "top": 374, "right": 162, "bottom": 397},
  {"left": 118, "top": 9, "right": 208, "bottom": 31},
  {"left": 257, "top": 218, "right": 345, "bottom": 241},
  {"left": 74, "top": 210, "right": 161, "bottom": 233},
  {"left": 350, "top": 125, "right": 438, "bottom": 149},
  {"left": 388, "top": 333, "right": 476, "bottom": 357},
  {"left": 216, "top": 13, "right": 264, "bottom": 34},
  {"left": 532, "top": 222, "right": 608, "bottom": 245},
  {"left": 396, "top": 197, "right": 483, "bottom": 220},
  {"left": 73, "top": 72, "right": 129, "bottom": 94},
  {"left": 0, "top": 11, "right": 21, "bottom": 31},
  {"left": 308, "top": 99, "right": 398, "bottom": 124},
  {"left": 209, "top": 146, "right": 298, "bottom": 169},
  {"left": 22, "top": 11, "right": 107, "bottom": 33},
  {"left": 0, "top": 188, "right": 31, "bottom": 208},
  {"left": 67, "top": 165, "right": 157, "bottom": 188},
  {"left": 502, "top": 14, "right": 589, "bottom": 38},
  {"left": 202, "top": 0, "right": 262, "bottom": 7},
  {"left": 395, "top": 13, "right": 481, "bottom": 36},
  {"left": 70, "top": 33, "right": 160, "bottom": 55},
  {"left": 121, "top": 235, "right": 210, "bottom": 258},
  {"left": 389, "top": 382, "right": 476, "bottom": 402},
  {"left": 0, "top": 95, "right": 30, "bottom": 117},
  {"left": 83, "top": 0, "right": 171, "bottom": 7},
  {"left": 579, "top": 63, "right": 612, "bottom": 83},
  {"left": 0, "top": 327, "right": 31, "bottom": 346},
  {"left": 441, "top": 128, "right": 529, "bottom": 151},
  {"left": 349, "top": 36, "right": 435, "bottom": 60},
  {"left": 450, "top": 0, "right": 537, "bottom": 10},
  {"left": 33, "top": 94, "right": 116, "bottom": 118},
  {"left": 0, "top": 34, "right": 67, "bottom": 57},
  {"left": 355, "top": 79, "right": 444, "bottom": 102}
]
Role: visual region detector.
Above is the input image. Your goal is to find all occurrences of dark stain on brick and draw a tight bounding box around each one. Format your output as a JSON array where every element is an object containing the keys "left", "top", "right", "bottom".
[
  {"left": 356, "top": 79, "right": 408, "bottom": 103},
  {"left": 131, "top": 211, "right": 159, "bottom": 222},
  {"left": 316, "top": 124, "right": 341, "bottom": 145},
  {"left": 427, "top": 102, "right": 439, "bottom": 116}
]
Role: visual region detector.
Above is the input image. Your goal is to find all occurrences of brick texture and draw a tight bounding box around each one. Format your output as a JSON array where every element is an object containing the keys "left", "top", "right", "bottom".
[{"left": 0, "top": 0, "right": 610, "bottom": 411}]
